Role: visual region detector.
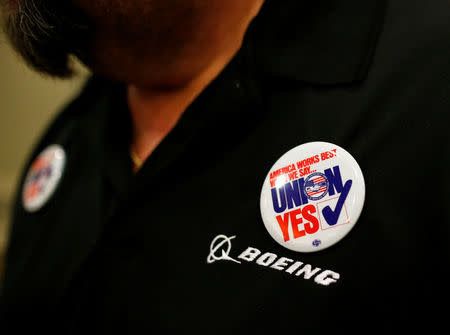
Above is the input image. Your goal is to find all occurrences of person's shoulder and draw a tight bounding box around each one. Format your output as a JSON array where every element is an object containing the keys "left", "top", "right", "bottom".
[
  {"left": 370, "top": 0, "right": 450, "bottom": 106},
  {"left": 380, "top": 0, "right": 450, "bottom": 63},
  {"left": 13, "top": 75, "right": 117, "bottom": 201},
  {"left": 35, "top": 75, "right": 114, "bottom": 148},
  {"left": 387, "top": 0, "right": 450, "bottom": 31}
]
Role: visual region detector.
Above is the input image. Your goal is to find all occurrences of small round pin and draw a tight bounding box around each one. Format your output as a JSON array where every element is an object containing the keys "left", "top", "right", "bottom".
[
  {"left": 22, "top": 144, "right": 66, "bottom": 212},
  {"left": 260, "top": 142, "right": 365, "bottom": 253}
]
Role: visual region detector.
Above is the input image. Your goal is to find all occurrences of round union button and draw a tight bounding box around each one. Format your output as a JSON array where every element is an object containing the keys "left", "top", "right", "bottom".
[
  {"left": 22, "top": 144, "right": 66, "bottom": 212},
  {"left": 260, "top": 142, "right": 365, "bottom": 253}
]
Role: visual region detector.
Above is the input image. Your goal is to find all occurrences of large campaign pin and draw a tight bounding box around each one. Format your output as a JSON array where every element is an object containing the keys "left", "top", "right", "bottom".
[
  {"left": 22, "top": 144, "right": 66, "bottom": 212},
  {"left": 260, "top": 142, "right": 365, "bottom": 253}
]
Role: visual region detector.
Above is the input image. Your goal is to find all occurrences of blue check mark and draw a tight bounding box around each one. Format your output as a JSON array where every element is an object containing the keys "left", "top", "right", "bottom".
[{"left": 322, "top": 180, "right": 352, "bottom": 226}]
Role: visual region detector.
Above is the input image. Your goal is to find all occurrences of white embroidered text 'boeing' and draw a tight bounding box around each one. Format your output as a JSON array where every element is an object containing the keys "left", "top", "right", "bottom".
[
  {"left": 207, "top": 234, "right": 340, "bottom": 286},
  {"left": 207, "top": 235, "right": 241, "bottom": 264}
]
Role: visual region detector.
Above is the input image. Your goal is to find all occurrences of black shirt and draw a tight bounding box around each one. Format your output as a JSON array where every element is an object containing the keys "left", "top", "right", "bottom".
[{"left": 2, "top": 0, "right": 450, "bottom": 333}]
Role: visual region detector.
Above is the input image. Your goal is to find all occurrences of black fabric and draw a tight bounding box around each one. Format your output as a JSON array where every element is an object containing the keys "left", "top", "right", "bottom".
[
  {"left": 2, "top": 0, "right": 450, "bottom": 333},
  {"left": 251, "top": 0, "right": 387, "bottom": 83}
]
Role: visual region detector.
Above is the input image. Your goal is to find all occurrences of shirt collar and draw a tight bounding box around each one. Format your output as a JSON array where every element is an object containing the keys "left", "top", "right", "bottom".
[
  {"left": 248, "top": 0, "right": 387, "bottom": 84},
  {"left": 94, "top": 0, "right": 388, "bottom": 194}
]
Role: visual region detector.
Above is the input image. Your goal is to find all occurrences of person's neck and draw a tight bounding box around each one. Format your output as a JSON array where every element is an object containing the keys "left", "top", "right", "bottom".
[
  {"left": 127, "top": 40, "right": 240, "bottom": 170},
  {"left": 127, "top": 1, "right": 265, "bottom": 172}
]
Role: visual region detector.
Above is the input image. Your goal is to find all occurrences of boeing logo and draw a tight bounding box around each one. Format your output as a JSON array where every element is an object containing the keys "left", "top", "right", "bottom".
[
  {"left": 207, "top": 235, "right": 241, "bottom": 264},
  {"left": 206, "top": 234, "right": 340, "bottom": 286}
]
